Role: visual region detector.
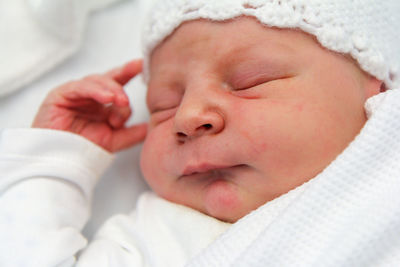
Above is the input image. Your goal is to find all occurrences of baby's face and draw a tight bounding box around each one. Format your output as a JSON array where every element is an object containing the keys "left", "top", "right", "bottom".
[{"left": 141, "top": 17, "right": 378, "bottom": 222}]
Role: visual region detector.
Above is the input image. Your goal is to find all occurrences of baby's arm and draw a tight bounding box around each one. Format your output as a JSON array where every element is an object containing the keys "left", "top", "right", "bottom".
[{"left": 0, "top": 60, "right": 146, "bottom": 267}]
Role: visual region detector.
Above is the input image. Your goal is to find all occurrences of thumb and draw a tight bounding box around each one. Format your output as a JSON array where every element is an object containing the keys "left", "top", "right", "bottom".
[{"left": 110, "top": 123, "right": 148, "bottom": 152}]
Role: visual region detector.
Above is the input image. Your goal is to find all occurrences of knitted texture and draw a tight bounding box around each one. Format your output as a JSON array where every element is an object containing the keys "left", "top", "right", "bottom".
[
  {"left": 184, "top": 89, "right": 400, "bottom": 266},
  {"left": 142, "top": 0, "right": 400, "bottom": 89}
]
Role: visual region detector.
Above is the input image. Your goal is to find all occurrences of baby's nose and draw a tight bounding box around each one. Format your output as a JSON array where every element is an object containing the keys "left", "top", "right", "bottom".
[{"left": 174, "top": 101, "right": 225, "bottom": 143}]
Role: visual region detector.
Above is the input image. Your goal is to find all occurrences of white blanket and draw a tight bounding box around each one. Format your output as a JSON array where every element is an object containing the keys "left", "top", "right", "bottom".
[
  {"left": 0, "top": 0, "right": 127, "bottom": 97},
  {"left": 187, "top": 90, "right": 400, "bottom": 266}
]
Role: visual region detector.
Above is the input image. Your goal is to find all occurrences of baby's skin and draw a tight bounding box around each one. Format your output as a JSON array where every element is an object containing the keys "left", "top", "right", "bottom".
[{"left": 33, "top": 17, "right": 382, "bottom": 223}]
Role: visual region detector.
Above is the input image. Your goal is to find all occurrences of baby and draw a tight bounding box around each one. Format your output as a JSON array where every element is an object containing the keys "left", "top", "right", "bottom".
[{"left": 2, "top": 0, "right": 400, "bottom": 266}]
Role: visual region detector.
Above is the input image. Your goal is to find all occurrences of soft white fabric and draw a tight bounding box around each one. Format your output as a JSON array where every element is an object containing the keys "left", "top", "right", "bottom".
[
  {"left": 0, "top": 0, "right": 125, "bottom": 97},
  {"left": 0, "top": 129, "right": 113, "bottom": 267},
  {"left": 141, "top": 0, "right": 400, "bottom": 89},
  {"left": 186, "top": 90, "right": 400, "bottom": 266},
  {"left": 77, "top": 192, "right": 231, "bottom": 267},
  {"left": 0, "top": 128, "right": 230, "bottom": 267}
]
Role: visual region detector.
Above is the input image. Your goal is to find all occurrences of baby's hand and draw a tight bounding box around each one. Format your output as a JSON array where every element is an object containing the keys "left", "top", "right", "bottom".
[{"left": 32, "top": 59, "right": 147, "bottom": 152}]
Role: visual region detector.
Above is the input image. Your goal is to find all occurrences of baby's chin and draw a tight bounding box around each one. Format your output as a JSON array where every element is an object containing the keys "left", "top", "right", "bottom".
[{"left": 202, "top": 179, "right": 253, "bottom": 223}]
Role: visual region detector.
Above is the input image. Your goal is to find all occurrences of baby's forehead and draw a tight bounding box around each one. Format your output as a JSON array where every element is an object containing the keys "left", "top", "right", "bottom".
[
  {"left": 148, "top": 18, "right": 337, "bottom": 81},
  {"left": 149, "top": 18, "right": 330, "bottom": 74}
]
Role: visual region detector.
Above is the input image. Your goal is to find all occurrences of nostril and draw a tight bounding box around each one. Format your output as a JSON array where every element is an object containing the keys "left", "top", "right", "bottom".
[
  {"left": 175, "top": 124, "right": 214, "bottom": 143},
  {"left": 177, "top": 132, "right": 187, "bottom": 138},
  {"left": 202, "top": 123, "right": 212, "bottom": 130},
  {"left": 176, "top": 132, "right": 187, "bottom": 144},
  {"left": 194, "top": 123, "right": 213, "bottom": 133}
]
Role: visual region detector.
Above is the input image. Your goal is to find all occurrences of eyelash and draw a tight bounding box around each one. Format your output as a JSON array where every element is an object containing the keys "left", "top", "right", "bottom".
[
  {"left": 149, "top": 96, "right": 181, "bottom": 114},
  {"left": 151, "top": 106, "right": 173, "bottom": 114},
  {"left": 230, "top": 75, "right": 276, "bottom": 96},
  {"left": 234, "top": 75, "right": 292, "bottom": 91},
  {"left": 149, "top": 74, "right": 292, "bottom": 120},
  {"left": 234, "top": 79, "right": 271, "bottom": 91},
  {"left": 150, "top": 107, "right": 177, "bottom": 124}
]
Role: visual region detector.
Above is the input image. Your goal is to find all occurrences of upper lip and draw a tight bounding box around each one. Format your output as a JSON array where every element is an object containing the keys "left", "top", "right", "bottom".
[{"left": 182, "top": 163, "right": 239, "bottom": 176}]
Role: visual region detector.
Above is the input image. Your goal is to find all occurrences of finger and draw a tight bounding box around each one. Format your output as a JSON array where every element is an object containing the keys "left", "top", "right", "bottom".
[
  {"left": 83, "top": 75, "right": 129, "bottom": 107},
  {"left": 108, "top": 105, "right": 132, "bottom": 129},
  {"left": 106, "top": 59, "right": 143, "bottom": 85},
  {"left": 72, "top": 101, "right": 110, "bottom": 122},
  {"left": 69, "top": 100, "right": 131, "bottom": 127},
  {"left": 110, "top": 123, "right": 148, "bottom": 152},
  {"left": 56, "top": 80, "right": 116, "bottom": 107}
]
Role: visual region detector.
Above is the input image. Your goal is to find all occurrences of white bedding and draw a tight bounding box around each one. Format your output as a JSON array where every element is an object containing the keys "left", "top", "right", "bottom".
[{"left": 0, "top": 0, "right": 154, "bottom": 239}]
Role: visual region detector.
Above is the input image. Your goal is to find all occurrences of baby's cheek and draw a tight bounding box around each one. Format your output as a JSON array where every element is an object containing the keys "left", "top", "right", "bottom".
[
  {"left": 237, "top": 124, "right": 269, "bottom": 156},
  {"left": 237, "top": 102, "right": 318, "bottom": 169},
  {"left": 140, "top": 138, "right": 156, "bottom": 185},
  {"left": 231, "top": 105, "right": 270, "bottom": 158},
  {"left": 140, "top": 128, "right": 172, "bottom": 189}
]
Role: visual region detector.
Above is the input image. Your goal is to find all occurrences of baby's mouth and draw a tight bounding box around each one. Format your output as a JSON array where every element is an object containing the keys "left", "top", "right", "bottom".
[{"left": 180, "top": 163, "right": 247, "bottom": 180}]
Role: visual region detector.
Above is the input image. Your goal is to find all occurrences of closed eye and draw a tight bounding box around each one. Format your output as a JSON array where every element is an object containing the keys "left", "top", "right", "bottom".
[
  {"left": 230, "top": 75, "right": 294, "bottom": 99},
  {"left": 233, "top": 74, "right": 293, "bottom": 91},
  {"left": 150, "top": 105, "right": 177, "bottom": 114},
  {"left": 150, "top": 107, "right": 178, "bottom": 124},
  {"left": 234, "top": 77, "right": 272, "bottom": 91}
]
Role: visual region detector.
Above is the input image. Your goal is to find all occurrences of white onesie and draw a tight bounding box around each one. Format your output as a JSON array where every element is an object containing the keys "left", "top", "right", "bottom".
[{"left": 0, "top": 128, "right": 230, "bottom": 267}]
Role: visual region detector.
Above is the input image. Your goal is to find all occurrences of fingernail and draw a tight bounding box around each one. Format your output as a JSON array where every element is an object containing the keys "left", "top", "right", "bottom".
[{"left": 104, "top": 91, "right": 114, "bottom": 98}]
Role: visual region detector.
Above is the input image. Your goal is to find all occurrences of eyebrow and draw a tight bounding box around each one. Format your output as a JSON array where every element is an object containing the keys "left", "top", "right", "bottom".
[{"left": 224, "top": 38, "right": 297, "bottom": 63}]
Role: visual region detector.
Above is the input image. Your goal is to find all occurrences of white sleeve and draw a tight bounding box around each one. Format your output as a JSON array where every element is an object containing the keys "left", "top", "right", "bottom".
[{"left": 0, "top": 128, "right": 114, "bottom": 267}]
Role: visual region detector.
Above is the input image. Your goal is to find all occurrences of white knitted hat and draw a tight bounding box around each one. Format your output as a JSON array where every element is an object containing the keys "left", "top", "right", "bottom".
[{"left": 142, "top": 0, "right": 400, "bottom": 89}]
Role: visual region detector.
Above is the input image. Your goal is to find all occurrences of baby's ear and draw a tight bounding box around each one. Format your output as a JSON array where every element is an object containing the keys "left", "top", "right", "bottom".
[{"left": 364, "top": 76, "right": 383, "bottom": 99}]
